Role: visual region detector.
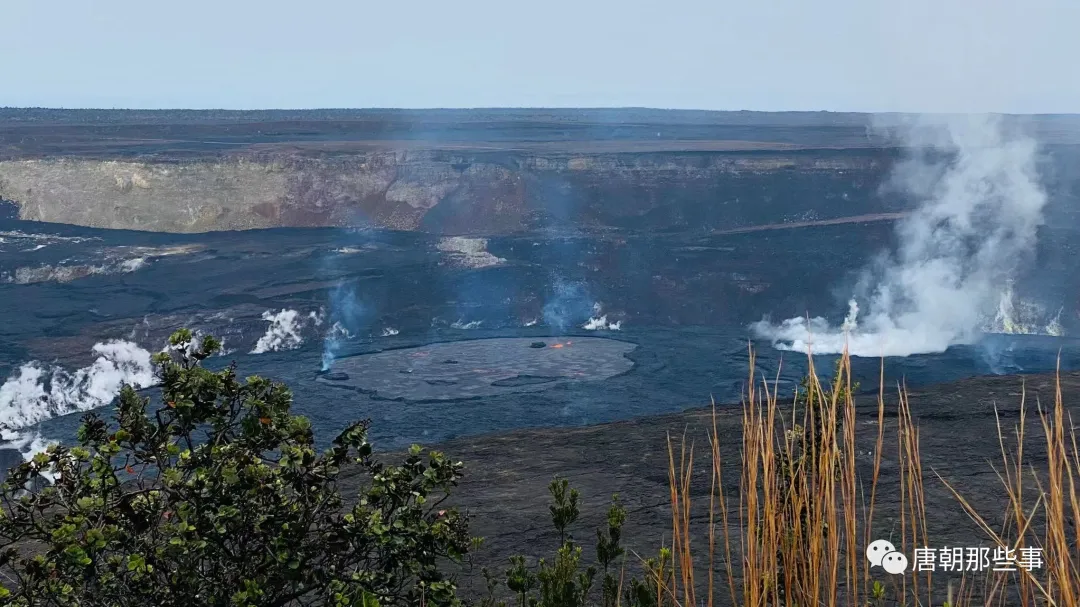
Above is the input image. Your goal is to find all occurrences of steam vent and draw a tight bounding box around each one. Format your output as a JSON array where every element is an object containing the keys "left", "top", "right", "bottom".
[{"left": 317, "top": 337, "right": 636, "bottom": 401}]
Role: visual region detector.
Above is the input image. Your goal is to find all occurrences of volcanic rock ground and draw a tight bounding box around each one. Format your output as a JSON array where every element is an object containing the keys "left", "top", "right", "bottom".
[{"left": 397, "top": 368, "right": 1078, "bottom": 604}]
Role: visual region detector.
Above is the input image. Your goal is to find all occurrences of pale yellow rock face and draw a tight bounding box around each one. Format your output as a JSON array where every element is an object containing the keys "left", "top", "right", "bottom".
[
  {"left": 0, "top": 159, "right": 290, "bottom": 232},
  {"left": 0, "top": 151, "right": 885, "bottom": 234}
]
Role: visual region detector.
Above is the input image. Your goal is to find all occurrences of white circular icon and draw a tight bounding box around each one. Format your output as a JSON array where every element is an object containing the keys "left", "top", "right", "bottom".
[
  {"left": 882, "top": 551, "right": 909, "bottom": 574},
  {"left": 866, "top": 539, "right": 896, "bottom": 567}
]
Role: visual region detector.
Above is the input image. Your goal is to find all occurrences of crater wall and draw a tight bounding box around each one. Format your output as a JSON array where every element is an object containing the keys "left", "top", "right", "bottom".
[{"left": 0, "top": 149, "right": 900, "bottom": 234}]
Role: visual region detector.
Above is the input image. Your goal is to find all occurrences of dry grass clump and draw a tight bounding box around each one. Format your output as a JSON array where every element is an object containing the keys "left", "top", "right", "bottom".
[{"left": 649, "top": 346, "right": 1079, "bottom": 607}]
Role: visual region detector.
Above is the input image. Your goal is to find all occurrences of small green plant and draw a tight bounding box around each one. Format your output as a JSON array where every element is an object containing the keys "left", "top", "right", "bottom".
[
  {"left": 488, "top": 478, "right": 678, "bottom": 607},
  {"left": 596, "top": 496, "right": 627, "bottom": 607},
  {"left": 620, "top": 548, "right": 673, "bottom": 607},
  {"left": 531, "top": 477, "right": 596, "bottom": 607},
  {"left": 867, "top": 579, "right": 886, "bottom": 605},
  {"left": 506, "top": 555, "right": 537, "bottom": 607}
]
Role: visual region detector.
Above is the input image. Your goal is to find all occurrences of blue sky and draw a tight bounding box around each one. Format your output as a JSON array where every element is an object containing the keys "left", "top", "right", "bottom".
[{"left": 3, "top": 0, "right": 1078, "bottom": 112}]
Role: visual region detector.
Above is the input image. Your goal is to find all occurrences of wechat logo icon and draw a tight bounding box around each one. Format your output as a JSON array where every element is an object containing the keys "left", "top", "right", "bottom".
[{"left": 866, "top": 539, "right": 908, "bottom": 575}]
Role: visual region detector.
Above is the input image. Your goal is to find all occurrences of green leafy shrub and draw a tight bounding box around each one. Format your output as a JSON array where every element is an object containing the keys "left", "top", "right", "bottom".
[{"left": 0, "top": 329, "right": 471, "bottom": 607}]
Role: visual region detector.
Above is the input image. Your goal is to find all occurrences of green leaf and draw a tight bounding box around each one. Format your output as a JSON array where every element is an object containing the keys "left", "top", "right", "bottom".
[
  {"left": 362, "top": 590, "right": 381, "bottom": 607},
  {"left": 64, "top": 545, "right": 92, "bottom": 567},
  {"left": 127, "top": 554, "right": 146, "bottom": 572}
]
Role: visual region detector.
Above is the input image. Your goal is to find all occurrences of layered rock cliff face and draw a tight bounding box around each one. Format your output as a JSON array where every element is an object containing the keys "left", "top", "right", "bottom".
[{"left": 0, "top": 149, "right": 899, "bottom": 234}]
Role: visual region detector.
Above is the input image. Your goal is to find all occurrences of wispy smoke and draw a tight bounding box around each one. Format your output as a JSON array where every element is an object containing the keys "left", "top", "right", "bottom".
[
  {"left": 251, "top": 309, "right": 324, "bottom": 354},
  {"left": 542, "top": 279, "right": 595, "bottom": 332},
  {"left": 321, "top": 283, "right": 367, "bottom": 371},
  {"left": 752, "top": 115, "right": 1049, "bottom": 356},
  {"left": 321, "top": 322, "right": 353, "bottom": 370}
]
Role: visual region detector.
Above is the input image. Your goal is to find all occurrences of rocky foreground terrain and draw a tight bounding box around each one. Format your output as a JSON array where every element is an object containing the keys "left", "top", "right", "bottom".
[{"left": 406, "top": 367, "right": 1079, "bottom": 603}]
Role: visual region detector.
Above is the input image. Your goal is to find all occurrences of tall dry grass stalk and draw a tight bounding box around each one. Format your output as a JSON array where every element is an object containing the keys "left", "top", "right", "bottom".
[
  {"left": 938, "top": 357, "right": 1080, "bottom": 606},
  {"left": 652, "top": 345, "right": 1080, "bottom": 606}
]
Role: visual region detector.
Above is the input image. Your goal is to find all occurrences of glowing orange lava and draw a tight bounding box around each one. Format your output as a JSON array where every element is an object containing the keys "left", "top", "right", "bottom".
[{"left": 550, "top": 343, "right": 565, "bottom": 349}]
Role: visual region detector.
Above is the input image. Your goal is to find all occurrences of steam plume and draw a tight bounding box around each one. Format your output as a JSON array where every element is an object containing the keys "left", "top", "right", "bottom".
[
  {"left": 542, "top": 279, "right": 594, "bottom": 332},
  {"left": 752, "top": 115, "right": 1048, "bottom": 356},
  {"left": 250, "top": 309, "right": 323, "bottom": 354},
  {"left": 582, "top": 303, "right": 622, "bottom": 331},
  {"left": 0, "top": 340, "right": 157, "bottom": 464},
  {"left": 0, "top": 341, "right": 156, "bottom": 432}
]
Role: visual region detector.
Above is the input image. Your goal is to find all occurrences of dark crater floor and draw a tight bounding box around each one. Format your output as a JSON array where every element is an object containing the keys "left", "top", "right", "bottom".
[{"left": 3, "top": 217, "right": 1080, "bottom": 465}]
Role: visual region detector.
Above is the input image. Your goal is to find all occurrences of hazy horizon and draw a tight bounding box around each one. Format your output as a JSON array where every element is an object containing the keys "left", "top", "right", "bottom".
[{"left": 4, "top": 107, "right": 1080, "bottom": 118}]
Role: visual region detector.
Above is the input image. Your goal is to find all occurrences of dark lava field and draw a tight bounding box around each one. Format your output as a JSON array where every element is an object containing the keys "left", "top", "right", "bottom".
[
  {"left": 2, "top": 215, "right": 1080, "bottom": 463},
  {"left": 3, "top": 109, "right": 1080, "bottom": 468}
]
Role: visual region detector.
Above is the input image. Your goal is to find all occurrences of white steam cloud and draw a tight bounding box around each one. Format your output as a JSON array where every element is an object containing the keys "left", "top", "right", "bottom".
[
  {"left": 752, "top": 115, "right": 1049, "bottom": 357},
  {"left": 0, "top": 340, "right": 157, "bottom": 464},
  {"left": 250, "top": 309, "right": 324, "bottom": 354},
  {"left": 0, "top": 341, "right": 156, "bottom": 432},
  {"left": 0, "top": 305, "right": 322, "bottom": 472},
  {"left": 582, "top": 303, "right": 622, "bottom": 331}
]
